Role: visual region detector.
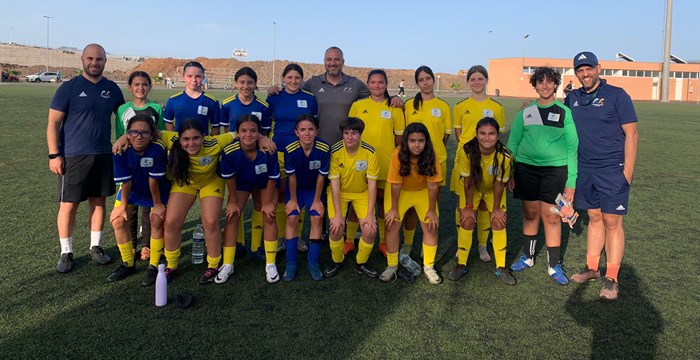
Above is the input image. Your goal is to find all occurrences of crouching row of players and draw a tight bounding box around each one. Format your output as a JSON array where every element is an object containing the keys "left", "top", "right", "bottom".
[{"left": 110, "top": 113, "right": 512, "bottom": 286}]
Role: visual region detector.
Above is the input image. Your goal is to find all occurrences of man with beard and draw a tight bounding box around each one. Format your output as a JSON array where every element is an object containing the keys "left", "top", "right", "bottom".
[
  {"left": 48, "top": 43, "right": 125, "bottom": 273},
  {"left": 564, "top": 51, "right": 639, "bottom": 301}
]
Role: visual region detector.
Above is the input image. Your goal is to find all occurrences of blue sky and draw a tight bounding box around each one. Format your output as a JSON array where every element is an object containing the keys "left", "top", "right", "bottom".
[{"left": 2, "top": 0, "right": 697, "bottom": 73}]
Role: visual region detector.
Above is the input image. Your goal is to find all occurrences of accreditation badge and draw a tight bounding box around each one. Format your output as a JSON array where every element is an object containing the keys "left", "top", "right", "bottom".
[
  {"left": 309, "top": 160, "right": 321, "bottom": 170},
  {"left": 483, "top": 109, "right": 494, "bottom": 117},
  {"left": 431, "top": 108, "right": 441, "bottom": 117},
  {"left": 381, "top": 110, "right": 391, "bottom": 119},
  {"left": 297, "top": 100, "right": 308, "bottom": 108},
  {"left": 547, "top": 112, "right": 561, "bottom": 122},
  {"left": 356, "top": 161, "right": 368, "bottom": 171},
  {"left": 255, "top": 164, "right": 268, "bottom": 174},
  {"left": 140, "top": 157, "right": 154, "bottom": 168},
  {"left": 199, "top": 156, "right": 214, "bottom": 166},
  {"left": 197, "top": 106, "right": 209, "bottom": 116}
]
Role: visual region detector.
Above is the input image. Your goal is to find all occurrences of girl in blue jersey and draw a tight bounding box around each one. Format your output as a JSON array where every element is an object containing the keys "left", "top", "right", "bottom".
[
  {"left": 107, "top": 115, "right": 170, "bottom": 284},
  {"left": 218, "top": 114, "right": 281, "bottom": 284},
  {"left": 164, "top": 61, "right": 223, "bottom": 135},
  {"left": 266, "top": 63, "right": 319, "bottom": 253}
]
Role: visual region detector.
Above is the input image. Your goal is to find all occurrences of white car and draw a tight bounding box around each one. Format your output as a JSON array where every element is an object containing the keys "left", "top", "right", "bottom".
[{"left": 25, "top": 72, "right": 60, "bottom": 82}]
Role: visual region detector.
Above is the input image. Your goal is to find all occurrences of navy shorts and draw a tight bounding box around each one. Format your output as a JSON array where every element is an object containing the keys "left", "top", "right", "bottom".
[
  {"left": 575, "top": 167, "right": 630, "bottom": 215},
  {"left": 285, "top": 188, "right": 323, "bottom": 216},
  {"left": 513, "top": 162, "right": 567, "bottom": 204},
  {"left": 57, "top": 154, "right": 115, "bottom": 203}
]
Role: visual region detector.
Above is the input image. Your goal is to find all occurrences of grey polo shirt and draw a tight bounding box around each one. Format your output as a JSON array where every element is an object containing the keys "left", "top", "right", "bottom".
[{"left": 302, "top": 73, "right": 370, "bottom": 144}]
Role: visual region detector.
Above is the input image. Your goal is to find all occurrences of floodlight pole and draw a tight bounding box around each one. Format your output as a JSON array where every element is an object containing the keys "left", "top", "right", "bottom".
[
  {"left": 660, "top": 0, "right": 672, "bottom": 102},
  {"left": 521, "top": 34, "right": 529, "bottom": 82},
  {"left": 43, "top": 15, "right": 53, "bottom": 72},
  {"left": 272, "top": 21, "right": 276, "bottom": 86},
  {"left": 486, "top": 30, "right": 492, "bottom": 64}
]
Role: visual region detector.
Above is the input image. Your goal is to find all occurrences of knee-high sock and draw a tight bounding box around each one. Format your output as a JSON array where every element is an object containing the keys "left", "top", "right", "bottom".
[
  {"left": 387, "top": 252, "right": 399, "bottom": 267},
  {"left": 356, "top": 238, "right": 373, "bottom": 264},
  {"left": 285, "top": 237, "right": 298, "bottom": 265},
  {"left": 346, "top": 220, "right": 360, "bottom": 242},
  {"left": 276, "top": 203, "right": 286, "bottom": 239},
  {"left": 237, "top": 215, "right": 245, "bottom": 245},
  {"left": 492, "top": 229, "right": 507, "bottom": 268},
  {"left": 222, "top": 246, "right": 236, "bottom": 265},
  {"left": 264, "top": 239, "right": 277, "bottom": 265},
  {"left": 164, "top": 247, "right": 181, "bottom": 269},
  {"left": 378, "top": 217, "right": 386, "bottom": 245},
  {"left": 251, "top": 210, "right": 263, "bottom": 251},
  {"left": 117, "top": 242, "right": 135, "bottom": 267},
  {"left": 404, "top": 228, "right": 416, "bottom": 245},
  {"left": 522, "top": 234, "right": 538, "bottom": 258},
  {"left": 457, "top": 228, "right": 473, "bottom": 265},
  {"left": 455, "top": 209, "right": 461, "bottom": 227},
  {"left": 329, "top": 239, "right": 344, "bottom": 263},
  {"left": 547, "top": 246, "right": 561, "bottom": 267},
  {"left": 149, "top": 238, "right": 164, "bottom": 267},
  {"left": 423, "top": 243, "right": 438, "bottom": 267},
  {"left": 476, "top": 211, "right": 491, "bottom": 247},
  {"left": 308, "top": 239, "right": 322, "bottom": 265},
  {"left": 207, "top": 255, "right": 221, "bottom": 269}
]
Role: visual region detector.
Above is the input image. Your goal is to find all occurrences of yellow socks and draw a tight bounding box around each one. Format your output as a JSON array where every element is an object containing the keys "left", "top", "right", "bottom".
[
  {"left": 117, "top": 242, "right": 135, "bottom": 267},
  {"left": 276, "top": 203, "right": 286, "bottom": 239},
  {"left": 457, "top": 228, "right": 473, "bottom": 265},
  {"left": 164, "top": 247, "right": 181, "bottom": 269},
  {"left": 222, "top": 246, "right": 236, "bottom": 265},
  {"left": 492, "top": 229, "right": 507, "bottom": 268},
  {"left": 346, "top": 220, "right": 360, "bottom": 242},
  {"left": 149, "top": 238, "right": 164, "bottom": 267},
  {"left": 329, "top": 239, "right": 344, "bottom": 263},
  {"left": 404, "top": 228, "right": 416, "bottom": 245},
  {"left": 477, "top": 210, "right": 491, "bottom": 247},
  {"left": 387, "top": 252, "right": 399, "bottom": 267},
  {"left": 423, "top": 243, "right": 438, "bottom": 267},
  {"left": 378, "top": 217, "right": 386, "bottom": 245},
  {"left": 207, "top": 255, "right": 221, "bottom": 269},
  {"left": 251, "top": 210, "right": 263, "bottom": 251},
  {"left": 356, "top": 239, "right": 373, "bottom": 264},
  {"left": 264, "top": 239, "right": 277, "bottom": 264},
  {"left": 237, "top": 215, "right": 245, "bottom": 245}
]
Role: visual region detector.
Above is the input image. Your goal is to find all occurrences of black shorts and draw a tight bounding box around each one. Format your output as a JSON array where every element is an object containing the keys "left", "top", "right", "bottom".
[
  {"left": 57, "top": 154, "right": 115, "bottom": 203},
  {"left": 513, "top": 162, "right": 567, "bottom": 204}
]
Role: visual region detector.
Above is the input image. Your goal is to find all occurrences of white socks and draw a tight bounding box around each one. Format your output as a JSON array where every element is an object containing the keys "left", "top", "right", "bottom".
[{"left": 60, "top": 237, "right": 73, "bottom": 254}]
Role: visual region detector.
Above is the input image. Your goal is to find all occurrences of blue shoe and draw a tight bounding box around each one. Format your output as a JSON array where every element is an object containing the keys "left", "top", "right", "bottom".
[
  {"left": 283, "top": 263, "right": 297, "bottom": 282},
  {"left": 248, "top": 247, "right": 265, "bottom": 262},
  {"left": 510, "top": 255, "right": 534, "bottom": 272},
  {"left": 308, "top": 263, "right": 323, "bottom": 281},
  {"left": 548, "top": 264, "right": 569, "bottom": 285}
]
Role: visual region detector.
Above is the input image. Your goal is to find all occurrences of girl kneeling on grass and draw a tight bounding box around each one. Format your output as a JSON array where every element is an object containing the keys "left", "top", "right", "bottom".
[
  {"left": 108, "top": 115, "right": 170, "bottom": 285},
  {"left": 218, "top": 114, "right": 280, "bottom": 284},
  {"left": 450, "top": 117, "right": 516, "bottom": 285},
  {"left": 381, "top": 123, "right": 443, "bottom": 284}
]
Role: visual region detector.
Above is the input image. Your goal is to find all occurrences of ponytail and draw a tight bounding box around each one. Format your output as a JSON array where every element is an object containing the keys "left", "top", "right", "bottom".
[
  {"left": 413, "top": 65, "right": 435, "bottom": 111},
  {"left": 168, "top": 139, "right": 192, "bottom": 186}
]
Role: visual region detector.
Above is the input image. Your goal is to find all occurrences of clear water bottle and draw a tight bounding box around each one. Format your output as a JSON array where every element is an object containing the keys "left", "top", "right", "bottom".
[
  {"left": 399, "top": 253, "right": 421, "bottom": 276},
  {"left": 192, "top": 224, "right": 205, "bottom": 264},
  {"left": 155, "top": 264, "right": 167, "bottom": 307}
]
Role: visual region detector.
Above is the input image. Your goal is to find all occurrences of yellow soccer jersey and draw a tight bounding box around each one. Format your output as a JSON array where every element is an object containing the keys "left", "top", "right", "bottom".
[
  {"left": 160, "top": 131, "right": 235, "bottom": 185},
  {"left": 329, "top": 140, "right": 379, "bottom": 194},
  {"left": 453, "top": 97, "right": 505, "bottom": 146},
  {"left": 348, "top": 98, "right": 405, "bottom": 181},
  {"left": 457, "top": 148, "right": 512, "bottom": 194},
  {"left": 405, "top": 97, "right": 452, "bottom": 163}
]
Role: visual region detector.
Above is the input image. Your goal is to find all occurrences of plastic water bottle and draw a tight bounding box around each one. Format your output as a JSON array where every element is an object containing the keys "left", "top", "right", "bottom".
[
  {"left": 399, "top": 253, "right": 422, "bottom": 276},
  {"left": 155, "top": 264, "right": 167, "bottom": 307},
  {"left": 192, "top": 224, "right": 205, "bottom": 264}
]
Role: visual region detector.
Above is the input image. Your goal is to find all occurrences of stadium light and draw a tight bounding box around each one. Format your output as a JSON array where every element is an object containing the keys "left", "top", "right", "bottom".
[
  {"left": 272, "top": 21, "right": 276, "bottom": 86},
  {"left": 43, "top": 15, "right": 54, "bottom": 72}
]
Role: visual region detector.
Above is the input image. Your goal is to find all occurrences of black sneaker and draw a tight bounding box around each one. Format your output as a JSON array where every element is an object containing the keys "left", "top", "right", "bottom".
[
  {"left": 447, "top": 264, "right": 468, "bottom": 281},
  {"left": 323, "top": 262, "right": 342, "bottom": 278},
  {"left": 198, "top": 267, "right": 219, "bottom": 285},
  {"left": 141, "top": 265, "right": 158, "bottom": 287},
  {"left": 56, "top": 252, "right": 74, "bottom": 273},
  {"left": 107, "top": 263, "right": 135, "bottom": 282},
  {"left": 495, "top": 267, "right": 517, "bottom": 286},
  {"left": 354, "top": 264, "right": 379, "bottom": 279},
  {"left": 89, "top": 246, "right": 111, "bottom": 265}
]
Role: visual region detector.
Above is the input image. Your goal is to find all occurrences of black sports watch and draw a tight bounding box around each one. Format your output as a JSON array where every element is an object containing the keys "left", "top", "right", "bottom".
[{"left": 48, "top": 153, "right": 61, "bottom": 159}]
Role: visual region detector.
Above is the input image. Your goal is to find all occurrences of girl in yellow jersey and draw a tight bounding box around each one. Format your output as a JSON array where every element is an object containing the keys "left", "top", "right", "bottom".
[
  {"left": 347, "top": 69, "right": 405, "bottom": 256},
  {"left": 450, "top": 117, "right": 516, "bottom": 285},
  {"left": 380, "top": 123, "right": 443, "bottom": 285},
  {"left": 403, "top": 66, "right": 451, "bottom": 256},
  {"left": 451, "top": 65, "right": 506, "bottom": 263}
]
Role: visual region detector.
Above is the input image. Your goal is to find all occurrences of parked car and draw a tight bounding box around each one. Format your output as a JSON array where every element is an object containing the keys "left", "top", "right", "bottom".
[
  {"left": 2, "top": 71, "right": 19, "bottom": 82},
  {"left": 25, "top": 72, "right": 60, "bottom": 82}
]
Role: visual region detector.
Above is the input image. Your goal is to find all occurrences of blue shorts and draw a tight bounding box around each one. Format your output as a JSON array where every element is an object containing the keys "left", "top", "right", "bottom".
[
  {"left": 236, "top": 177, "right": 279, "bottom": 193},
  {"left": 285, "top": 188, "right": 323, "bottom": 217},
  {"left": 575, "top": 167, "right": 630, "bottom": 215},
  {"left": 116, "top": 188, "right": 168, "bottom": 208}
]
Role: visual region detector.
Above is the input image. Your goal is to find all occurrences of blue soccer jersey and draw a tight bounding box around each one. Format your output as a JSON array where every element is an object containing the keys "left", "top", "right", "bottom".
[
  {"left": 564, "top": 79, "right": 638, "bottom": 171},
  {"left": 221, "top": 94, "right": 271, "bottom": 133},
  {"left": 284, "top": 139, "right": 330, "bottom": 190},
  {"left": 220, "top": 139, "right": 280, "bottom": 192},
  {"left": 266, "top": 89, "right": 318, "bottom": 149},
  {"left": 113, "top": 140, "right": 171, "bottom": 207},
  {"left": 163, "top": 91, "right": 223, "bottom": 135}
]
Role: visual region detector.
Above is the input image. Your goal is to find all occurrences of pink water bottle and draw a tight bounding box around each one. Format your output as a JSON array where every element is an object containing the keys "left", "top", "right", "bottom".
[{"left": 155, "top": 264, "right": 167, "bottom": 307}]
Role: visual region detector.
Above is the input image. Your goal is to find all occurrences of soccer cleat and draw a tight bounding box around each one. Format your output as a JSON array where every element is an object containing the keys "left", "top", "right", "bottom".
[
  {"left": 447, "top": 264, "right": 468, "bottom": 281},
  {"left": 265, "top": 264, "right": 280, "bottom": 283},
  {"left": 283, "top": 263, "right": 297, "bottom": 282},
  {"left": 571, "top": 265, "right": 601, "bottom": 283},
  {"left": 399, "top": 243, "right": 412, "bottom": 256},
  {"left": 378, "top": 243, "right": 387, "bottom": 257},
  {"left": 56, "top": 252, "right": 74, "bottom": 273},
  {"left": 495, "top": 267, "right": 517, "bottom": 286},
  {"left": 308, "top": 263, "right": 323, "bottom": 281},
  {"left": 214, "top": 264, "right": 234, "bottom": 284},
  {"left": 297, "top": 238, "right": 309, "bottom": 253},
  {"left": 354, "top": 264, "right": 379, "bottom": 279},
  {"left": 141, "top": 265, "right": 158, "bottom": 286},
  {"left": 548, "top": 264, "right": 569, "bottom": 285},
  {"left": 599, "top": 277, "right": 619, "bottom": 300},
  {"left": 323, "top": 262, "right": 342, "bottom": 278},
  {"left": 510, "top": 255, "right": 534, "bottom": 272},
  {"left": 106, "top": 263, "right": 135, "bottom": 282},
  {"left": 380, "top": 266, "right": 398, "bottom": 283},
  {"left": 248, "top": 247, "right": 265, "bottom": 262},
  {"left": 164, "top": 267, "right": 176, "bottom": 282},
  {"left": 423, "top": 266, "right": 442, "bottom": 285},
  {"left": 478, "top": 246, "right": 492, "bottom": 262},
  {"left": 140, "top": 247, "right": 151, "bottom": 261},
  {"left": 342, "top": 239, "right": 356, "bottom": 255},
  {"left": 198, "top": 267, "right": 219, "bottom": 285},
  {"left": 89, "top": 246, "right": 111, "bottom": 265}
]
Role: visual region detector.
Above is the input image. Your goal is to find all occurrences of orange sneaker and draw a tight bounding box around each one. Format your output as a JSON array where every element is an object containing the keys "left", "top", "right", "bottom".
[
  {"left": 342, "top": 239, "right": 355, "bottom": 255},
  {"left": 378, "top": 243, "right": 387, "bottom": 257},
  {"left": 140, "top": 247, "right": 151, "bottom": 261}
]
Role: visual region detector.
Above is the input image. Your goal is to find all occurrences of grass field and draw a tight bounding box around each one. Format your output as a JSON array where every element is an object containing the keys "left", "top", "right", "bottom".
[{"left": 0, "top": 83, "right": 698, "bottom": 359}]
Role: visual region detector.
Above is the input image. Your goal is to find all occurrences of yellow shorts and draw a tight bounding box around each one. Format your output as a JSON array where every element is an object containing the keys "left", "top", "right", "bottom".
[
  {"left": 377, "top": 180, "right": 387, "bottom": 190},
  {"left": 449, "top": 159, "right": 460, "bottom": 193},
  {"left": 456, "top": 181, "right": 507, "bottom": 213},
  {"left": 327, "top": 191, "right": 372, "bottom": 219},
  {"left": 277, "top": 151, "right": 288, "bottom": 179},
  {"left": 383, "top": 186, "right": 438, "bottom": 223},
  {"left": 171, "top": 177, "right": 225, "bottom": 199},
  {"left": 439, "top": 161, "right": 447, "bottom": 187}
]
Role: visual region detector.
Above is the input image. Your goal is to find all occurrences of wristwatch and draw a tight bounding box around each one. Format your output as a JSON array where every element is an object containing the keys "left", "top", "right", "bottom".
[{"left": 48, "top": 153, "right": 61, "bottom": 159}]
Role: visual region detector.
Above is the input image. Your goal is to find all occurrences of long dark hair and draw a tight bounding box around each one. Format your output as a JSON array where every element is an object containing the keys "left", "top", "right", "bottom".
[
  {"left": 399, "top": 122, "right": 436, "bottom": 177},
  {"left": 462, "top": 117, "right": 511, "bottom": 189},
  {"left": 367, "top": 69, "right": 390, "bottom": 107},
  {"left": 168, "top": 119, "right": 204, "bottom": 186},
  {"left": 413, "top": 65, "right": 435, "bottom": 111}
]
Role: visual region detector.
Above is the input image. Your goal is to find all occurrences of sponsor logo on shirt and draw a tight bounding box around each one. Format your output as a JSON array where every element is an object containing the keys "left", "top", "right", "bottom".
[
  {"left": 573, "top": 101, "right": 579, "bottom": 107},
  {"left": 381, "top": 110, "right": 391, "bottom": 119},
  {"left": 356, "top": 161, "right": 368, "bottom": 171},
  {"left": 100, "top": 90, "right": 111, "bottom": 99},
  {"left": 318, "top": 88, "right": 325, "bottom": 93},
  {"left": 547, "top": 113, "right": 561, "bottom": 122},
  {"left": 297, "top": 100, "right": 308, "bottom": 108},
  {"left": 483, "top": 109, "right": 494, "bottom": 117},
  {"left": 488, "top": 164, "right": 500, "bottom": 176},
  {"left": 362, "top": 110, "right": 369, "bottom": 114},
  {"left": 431, "top": 108, "right": 441, "bottom": 117},
  {"left": 592, "top": 98, "right": 605, "bottom": 107},
  {"left": 255, "top": 164, "right": 268, "bottom": 174},
  {"left": 140, "top": 157, "right": 154, "bottom": 168},
  {"left": 79, "top": 91, "right": 88, "bottom": 97},
  {"left": 199, "top": 156, "right": 214, "bottom": 166},
  {"left": 343, "top": 87, "right": 352, "bottom": 93},
  {"left": 309, "top": 160, "right": 321, "bottom": 170},
  {"left": 197, "top": 105, "right": 209, "bottom": 116},
  {"left": 252, "top": 112, "right": 262, "bottom": 120}
]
